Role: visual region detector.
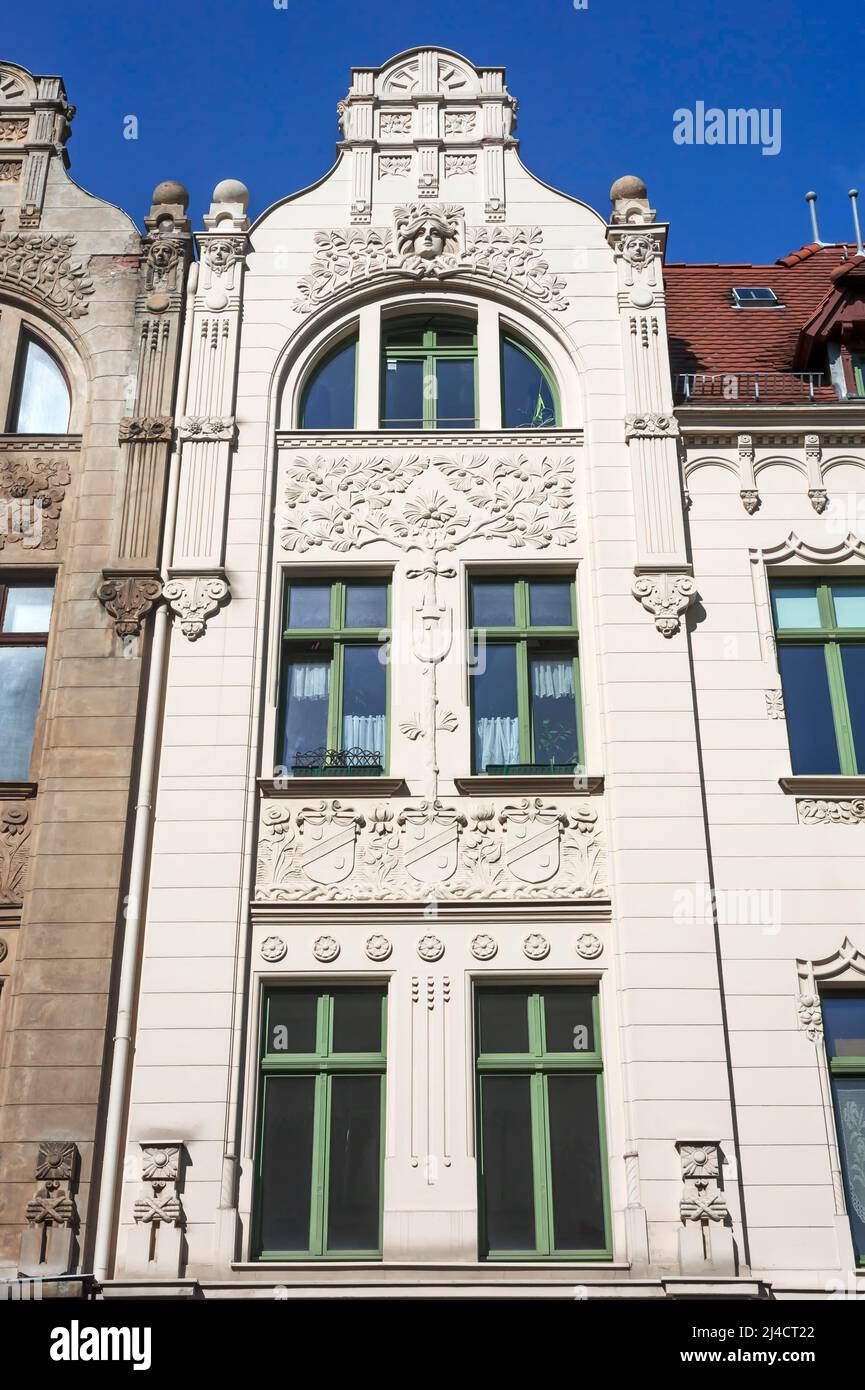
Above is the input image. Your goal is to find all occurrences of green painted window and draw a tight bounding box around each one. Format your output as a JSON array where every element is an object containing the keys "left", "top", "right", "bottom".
[
  {"left": 853, "top": 354, "right": 865, "bottom": 398},
  {"left": 279, "top": 578, "right": 390, "bottom": 773},
  {"left": 255, "top": 987, "right": 387, "bottom": 1259},
  {"left": 469, "top": 575, "right": 582, "bottom": 773},
  {"left": 381, "top": 316, "right": 477, "bottom": 429},
  {"left": 771, "top": 579, "right": 865, "bottom": 774},
  {"left": 501, "top": 337, "right": 558, "bottom": 428},
  {"left": 821, "top": 995, "right": 865, "bottom": 1265},
  {"left": 476, "top": 985, "right": 611, "bottom": 1259},
  {"left": 299, "top": 336, "right": 357, "bottom": 429}
]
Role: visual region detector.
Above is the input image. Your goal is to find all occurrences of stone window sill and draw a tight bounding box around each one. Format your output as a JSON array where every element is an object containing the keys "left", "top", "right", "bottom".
[
  {"left": 779, "top": 776, "right": 865, "bottom": 796},
  {"left": 0, "top": 781, "right": 37, "bottom": 800},
  {"left": 454, "top": 774, "right": 604, "bottom": 796},
  {"left": 259, "top": 776, "right": 405, "bottom": 798}
]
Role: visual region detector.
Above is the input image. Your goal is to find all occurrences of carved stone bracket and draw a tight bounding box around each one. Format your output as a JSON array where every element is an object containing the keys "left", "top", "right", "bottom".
[
  {"left": 124, "top": 1142, "right": 186, "bottom": 1279},
  {"left": 96, "top": 573, "right": 163, "bottom": 639},
  {"left": 675, "top": 1139, "right": 736, "bottom": 1276},
  {"left": 0, "top": 804, "right": 31, "bottom": 905},
  {"left": 163, "top": 574, "right": 230, "bottom": 642},
  {"left": 118, "top": 416, "right": 173, "bottom": 444},
  {"left": 0, "top": 232, "right": 93, "bottom": 317},
  {"left": 632, "top": 572, "right": 697, "bottom": 637},
  {"left": 177, "top": 415, "right": 236, "bottom": 443},
  {"left": 797, "top": 798, "right": 865, "bottom": 825},
  {"left": 624, "top": 412, "right": 679, "bottom": 440},
  {"left": 19, "top": 1140, "right": 79, "bottom": 1276}
]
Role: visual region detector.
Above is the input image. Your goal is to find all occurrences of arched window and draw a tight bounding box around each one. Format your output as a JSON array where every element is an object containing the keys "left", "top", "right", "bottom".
[
  {"left": 501, "top": 336, "right": 558, "bottom": 428},
  {"left": 382, "top": 316, "right": 477, "bottom": 430},
  {"left": 11, "top": 336, "right": 71, "bottom": 433},
  {"left": 300, "top": 337, "right": 357, "bottom": 428}
]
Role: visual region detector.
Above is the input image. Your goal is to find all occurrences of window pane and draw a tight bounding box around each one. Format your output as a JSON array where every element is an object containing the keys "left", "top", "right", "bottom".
[
  {"left": 383, "top": 357, "right": 424, "bottom": 426},
  {"left": 833, "top": 585, "right": 865, "bottom": 628},
  {"left": 841, "top": 646, "right": 865, "bottom": 771},
  {"left": 530, "top": 656, "right": 579, "bottom": 765},
  {"left": 543, "top": 988, "right": 596, "bottom": 1054},
  {"left": 326, "top": 1075, "right": 382, "bottom": 1251},
  {"left": 777, "top": 645, "right": 841, "bottom": 774},
  {"left": 301, "top": 339, "right": 356, "bottom": 429},
  {"left": 13, "top": 340, "right": 70, "bottom": 433},
  {"left": 502, "top": 339, "right": 556, "bottom": 428},
  {"left": 434, "top": 326, "right": 475, "bottom": 347},
  {"left": 473, "top": 643, "right": 519, "bottom": 770},
  {"left": 831, "top": 1077, "right": 865, "bottom": 1262},
  {"left": 471, "top": 580, "right": 515, "bottom": 628},
  {"left": 258, "top": 1076, "right": 315, "bottom": 1252},
  {"left": 341, "top": 645, "right": 386, "bottom": 758},
  {"left": 435, "top": 358, "right": 475, "bottom": 428},
  {"left": 332, "top": 989, "right": 384, "bottom": 1053},
  {"left": 529, "top": 580, "right": 572, "bottom": 628},
  {"left": 477, "top": 989, "right": 531, "bottom": 1055},
  {"left": 282, "top": 658, "right": 330, "bottom": 766},
  {"left": 772, "top": 585, "right": 822, "bottom": 630},
  {"left": 822, "top": 996, "right": 865, "bottom": 1057},
  {"left": 266, "top": 991, "right": 319, "bottom": 1054},
  {"left": 345, "top": 581, "right": 387, "bottom": 629},
  {"left": 287, "top": 583, "right": 331, "bottom": 629},
  {"left": 480, "top": 1075, "right": 536, "bottom": 1251},
  {"left": 2, "top": 585, "right": 53, "bottom": 633},
  {"left": 385, "top": 324, "right": 426, "bottom": 347},
  {"left": 0, "top": 646, "right": 46, "bottom": 780},
  {"left": 547, "top": 1075, "right": 607, "bottom": 1251}
]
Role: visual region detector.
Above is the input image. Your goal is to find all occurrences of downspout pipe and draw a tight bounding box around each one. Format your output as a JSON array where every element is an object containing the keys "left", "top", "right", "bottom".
[{"left": 92, "top": 262, "right": 198, "bottom": 1283}]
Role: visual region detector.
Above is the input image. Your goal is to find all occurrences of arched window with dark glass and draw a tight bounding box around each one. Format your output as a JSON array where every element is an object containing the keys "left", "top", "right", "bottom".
[
  {"left": 299, "top": 337, "right": 357, "bottom": 429},
  {"left": 501, "top": 337, "right": 558, "bottom": 429},
  {"left": 381, "top": 317, "right": 477, "bottom": 430},
  {"left": 10, "top": 336, "right": 71, "bottom": 433}
]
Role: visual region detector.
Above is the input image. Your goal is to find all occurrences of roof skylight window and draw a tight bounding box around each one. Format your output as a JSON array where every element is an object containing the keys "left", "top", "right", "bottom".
[{"left": 732, "top": 286, "right": 782, "bottom": 307}]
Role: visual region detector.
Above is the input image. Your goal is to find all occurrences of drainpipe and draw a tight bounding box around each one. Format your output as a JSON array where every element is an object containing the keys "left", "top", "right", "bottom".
[{"left": 92, "top": 262, "right": 198, "bottom": 1283}]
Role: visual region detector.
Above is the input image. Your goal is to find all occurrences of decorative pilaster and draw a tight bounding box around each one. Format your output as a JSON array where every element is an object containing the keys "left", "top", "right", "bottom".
[
  {"left": 97, "top": 180, "right": 192, "bottom": 639},
  {"left": 18, "top": 1140, "right": 79, "bottom": 1276},
  {"left": 675, "top": 1140, "right": 736, "bottom": 1275},
  {"left": 0, "top": 65, "right": 75, "bottom": 230},
  {"left": 607, "top": 177, "right": 695, "bottom": 636},
  {"left": 123, "top": 1143, "right": 186, "bottom": 1278}
]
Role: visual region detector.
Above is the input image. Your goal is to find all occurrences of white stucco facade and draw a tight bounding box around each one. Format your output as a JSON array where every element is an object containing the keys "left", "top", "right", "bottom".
[{"left": 101, "top": 48, "right": 865, "bottom": 1299}]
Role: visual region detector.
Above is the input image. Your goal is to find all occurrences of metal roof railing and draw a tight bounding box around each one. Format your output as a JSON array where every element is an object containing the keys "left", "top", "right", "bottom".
[{"left": 676, "top": 371, "right": 826, "bottom": 402}]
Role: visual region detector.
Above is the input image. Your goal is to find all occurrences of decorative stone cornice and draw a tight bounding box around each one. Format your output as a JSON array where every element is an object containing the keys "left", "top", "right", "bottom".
[
  {"left": 163, "top": 573, "right": 230, "bottom": 642},
  {"left": 278, "top": 430, "right": 583, "bottom": 449},
  {"left": 0, "top": 232, "right": 93, "bottom": 316},
  {"left": 118, "top": 415, "right": 173, "bottom": 444},
  {"left": 631, "top": 571, "right": 697, "bottom": 637},
  {"left": 96, "top": 573, "right": 163, "bottom": 639}
]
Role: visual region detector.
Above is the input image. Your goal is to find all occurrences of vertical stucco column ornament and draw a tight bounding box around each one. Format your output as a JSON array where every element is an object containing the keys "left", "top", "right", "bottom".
[
  {"left": 403, "top": 558, "right": 458, "bottom": 799},
  {"left": 675, "top": 1140, "right": 736, "bottom": 1275},
  {"left": 97, "top": 180, "right": 193, "bottom": 639},
  {"left": 624, "top": 1149, "right": 651, "bottom": 1275},
  {"left": 123, "top": 1143, "right": 186, "bottom": 1278},
  {"left": 18, "top": 1140, "right": 79, "bottom": 1276},
  {"left": 607, "top": 177, "right": 695, "bottom": 636},
  {"left": 166, "top": 179, "right": 250, "bottom": 642}
]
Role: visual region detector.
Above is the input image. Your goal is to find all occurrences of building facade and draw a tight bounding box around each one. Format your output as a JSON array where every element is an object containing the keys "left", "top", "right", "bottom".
[{"left": 1, "top": 47, "right": 864, "bottom": 1300}]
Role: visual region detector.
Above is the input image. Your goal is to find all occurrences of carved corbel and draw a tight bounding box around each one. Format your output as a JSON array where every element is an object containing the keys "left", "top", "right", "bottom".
[
  {"left": 96, "top": 573, "right": 163, "bottom": 640},
  {"left": 19, "top": 1140, "right": 79, "bottom": 1276},
  {"left": 675, "top": 1140, "right": 736, "bottom": 1275},
  {"left": 632, "top": 572, "right": 697, "bottom": 637},
  {"left": 163, "top": 573, "right": 230, "bottom": 642},
  {"left": 123, "top": 1143, "right": 186, "bottom": 1278}
]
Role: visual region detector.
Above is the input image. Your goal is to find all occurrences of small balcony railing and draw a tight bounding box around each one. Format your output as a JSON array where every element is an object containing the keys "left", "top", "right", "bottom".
[
  {"left": 676, "top": 371, "right": 826, "bottom": 403},
  {"left": 291, "top": 747, "right": 384, "bottom": 776}
]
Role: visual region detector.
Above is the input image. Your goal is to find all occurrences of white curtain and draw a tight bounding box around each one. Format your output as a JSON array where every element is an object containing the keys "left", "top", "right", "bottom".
[
  {"left": 476, "top": 715, "right": 519, "bottom": 768},
  {"left": 289, "top": 662, "right": 330, "bottom": 700},
  {"left": 342, "top": 714, "right": 385, "bottom": 757},
  {"left": 531, "top": 659, "right": 574, "bottom": 700}
]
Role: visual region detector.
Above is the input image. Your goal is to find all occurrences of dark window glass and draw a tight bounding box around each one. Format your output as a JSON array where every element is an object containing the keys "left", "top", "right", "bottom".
[
  {"left": 543, "top": 987, "right": 595, "bottom": 1053},
  {"left": 332, "top": 990, "right": 383, "bottom": 1053},
  {"left": 477, "top": 989, "right": 531, "bottom": 1055},
  {"left": 383, "top": 357, "right": 424, "bottom": 426},
  {"left": 777, "top": 645, "right": 841, "bottom": 774},
  {"left": 530, "top": 655, "right": 579, "bottom": 765},
  {"left": 301, "top": 339, "right": 356, "bottom": 429},
  {"left": 435, "top": 357, "right": 475, "bottom": 427},
  {"left": 841, "top": 645, "right": 865, "bottom": 770},
  {"left": 345, "top": 581, "right": 387, "bottom": 630},
  {"left": 12, "top": 338, "right": 70, "bottom": 433},
  {"left": 480, "top": 1075, "right": 536, "bottom": 1251},
  {"left": 529, "top": 580, "right": 572, "bottom": 627},
  {"left": 258, "top": 1076, "right": 315, "bottom": 1251},
  {"left": 502, "top": 339, "right": 556, "bottom": 428},
  {"left": 472, "top": 642, "right": 519, "bottom": 770},
  {"left": 267, "top": 991, "right": 319, "bottom": 1054},
  {"left": 547, "top": 1075, "right": 606, "bottom": 1250},
  {"left": 326, "top": 1075, "right": 381, "bottom": 1251},
  {"left": 831, "top": 1077, "right": 865, "bottom": 1261},
  {"left": 281, "top": 657, "right": 330, "bottom": 765},
  {"left": 287, "top": 583, "right": 331, "bottom": 629},
  {"left": 341, "top": 645, "right": 386, "bottom": 758},
  {"left": 471, "top": 580, "right": 516, "bottom": 628},
  {"left": 822, "top": 997, "right": 865, "bottom": 1057}
]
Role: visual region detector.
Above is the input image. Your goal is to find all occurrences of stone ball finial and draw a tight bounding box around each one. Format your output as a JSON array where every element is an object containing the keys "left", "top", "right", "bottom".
[
  {"left": 610, "top": 175, "right": 648, "bottom": 204},
  {"left": 212, "top": 178, "right": 250, "bottom": 208},
  {"left": 151, "top": 180, "right": 189, "bottom": 209}
]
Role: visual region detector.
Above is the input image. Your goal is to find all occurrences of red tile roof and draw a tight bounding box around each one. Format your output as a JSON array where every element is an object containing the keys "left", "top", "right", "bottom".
[{"left": 664, "top": 243, "right": 861, "bottom": 400}]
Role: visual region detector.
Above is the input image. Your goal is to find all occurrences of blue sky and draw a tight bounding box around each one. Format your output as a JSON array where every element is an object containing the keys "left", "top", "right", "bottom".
[{"left": 5, "top": 0, "right": 862, "bottom": 263}]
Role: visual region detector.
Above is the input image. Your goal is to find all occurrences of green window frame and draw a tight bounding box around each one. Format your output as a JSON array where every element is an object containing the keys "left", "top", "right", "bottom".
[
  {"left": 469, "top": 575, "right": 583, "bottom": 774},
  {"left": 853, "top": 353, "right": 865, "bottom": 398},
  {"left": 500, "top": 335, "right": 560, "bottom": 428},
  {"left": 254, "top": 986, "right": 387, "bottom": 1260},
  {"left": 771, "top": 578, "right": 865, "bottom": 775},
  {"left": 475, "top": 985, "right": 612, "bottom": 1260},
  {"left": 381, "top": 317, "right": 478, "bottom": 429},
  {"left": 279, "top": 577, "right": 391, "bottom": 773},
  {"left": 820, "top": 994, "right": 865, "bottom": 1266}
]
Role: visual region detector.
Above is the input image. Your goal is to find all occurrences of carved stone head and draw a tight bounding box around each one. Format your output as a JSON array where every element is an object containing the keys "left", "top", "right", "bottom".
[{"left": 394, "top": 203, "right": 462, "bottom": 264}]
